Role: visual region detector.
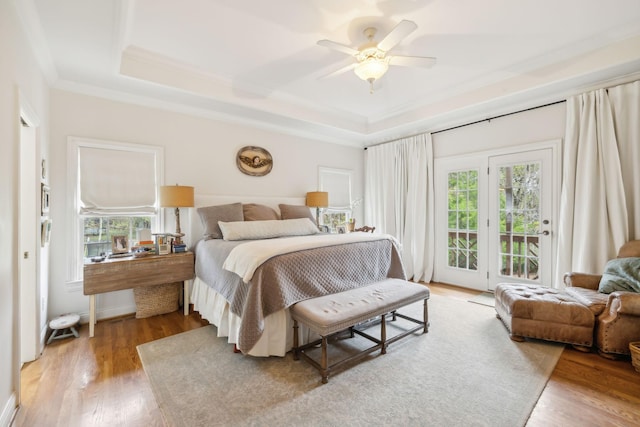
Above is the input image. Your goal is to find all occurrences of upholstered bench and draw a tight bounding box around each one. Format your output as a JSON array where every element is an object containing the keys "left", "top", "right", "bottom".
[
  {"left": 494, "top": 283, "right": 595, "bottom": 350},
  {"left": 291, "top": 278, "right": 429, "bottom": 383}
]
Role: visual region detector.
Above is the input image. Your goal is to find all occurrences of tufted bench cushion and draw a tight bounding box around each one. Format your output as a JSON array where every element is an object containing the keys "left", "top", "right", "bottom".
[
  {"left": 495, "top": 283, "right": 595, "bottom": 349},
  {"left": 291, "top": 278, "right": 429, "bottom": 383}
]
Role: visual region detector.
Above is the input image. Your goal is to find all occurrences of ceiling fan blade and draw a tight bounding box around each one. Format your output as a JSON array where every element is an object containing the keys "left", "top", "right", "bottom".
[
  {"left": 389, "top": 55, "right": 437, "bottom": 68},
  {"left": 319, "top": 62, "right": 357, "bottom": 79},
  {"left": 377, "top": 20, "right": 418, "bottom": 52},
  {"left": 317, "top": 39, "right": 359, "bottom": 56}
]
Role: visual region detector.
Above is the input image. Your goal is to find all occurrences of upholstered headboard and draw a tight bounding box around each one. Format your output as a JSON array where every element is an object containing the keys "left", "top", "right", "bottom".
[{"left": 185, "top": 194, "right": 306, "bottom": 248}]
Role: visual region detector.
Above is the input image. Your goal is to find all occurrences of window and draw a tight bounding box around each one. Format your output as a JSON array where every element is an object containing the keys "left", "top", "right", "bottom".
[
  {"left": 67, "top": 138, "right": 163, "bottom": 282},
  {"left": 83, "top": 216, "right": 152, "bottom": 257},
  {"left": 318, "top": 167, "right": 353, "bottom": 232},
  {"left": 497, "top": 162, "right": 541, "bottom": 279},
  {"left": 447, "top": 170, "right": 479, "bottom": 271},
  {"left": 320, "top": 209, "right": 349, "bottom": 231}
]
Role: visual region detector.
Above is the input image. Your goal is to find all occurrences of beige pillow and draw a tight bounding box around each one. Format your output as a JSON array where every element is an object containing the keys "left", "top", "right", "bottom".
[
  {"left": 218, "top": 218, "right": 318, "bottom": 241},
  {"left": 243, "top": 203, "right": 279, "bottom": 221},
  {"left": 279, "top": 204, "right": 315, "bottom": 222},
  {"left": 197, "top": 203, "right": 243, "bottom": 240}
]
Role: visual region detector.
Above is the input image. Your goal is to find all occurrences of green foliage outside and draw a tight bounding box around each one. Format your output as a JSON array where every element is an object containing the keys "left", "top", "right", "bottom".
[
  {"left": 498, "top": 163, "right": 540, "bottom": 235},
  {"left": 321, "top": 210, "right": 349, "bottom": 232},
  {"left": 84, "top": 216, "right": 152, "bottom": 256},
  {"left": 447, "top": 163, "right": 541, "bottom": 276},
  {"left": 447, "top": 170, "right": 479, "bottom": 270}
]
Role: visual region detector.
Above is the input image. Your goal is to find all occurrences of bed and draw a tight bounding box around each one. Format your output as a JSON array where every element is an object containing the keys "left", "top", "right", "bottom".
[{"left": 186, "top": 195, "right": 406, "bottom": 357}]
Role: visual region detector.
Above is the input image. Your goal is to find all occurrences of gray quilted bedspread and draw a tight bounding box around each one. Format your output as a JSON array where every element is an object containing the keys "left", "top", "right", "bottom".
[{"left": 194, "top": 236, "right": 406, "bottom": 353}]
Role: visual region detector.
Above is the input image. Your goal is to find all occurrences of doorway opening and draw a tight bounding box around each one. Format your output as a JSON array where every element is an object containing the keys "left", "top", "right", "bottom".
[{"left": 434, "top": 142, "right": 559, "bottom": 291}]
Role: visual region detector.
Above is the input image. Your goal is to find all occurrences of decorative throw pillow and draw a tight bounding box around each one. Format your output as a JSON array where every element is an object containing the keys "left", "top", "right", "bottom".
[
  {"left": 279, "top": 204, "right": 315, "bottom": 222},
  {"left": 218, "top": 218, "right": 318, "bottom": 241},
  {"left": 197, "top": 203, "right": 243, "bottom": 240},
  {"left": 243, "top": 203, "right": 279, "bottom": 221},
  {"left": 598, "top": 257, "right": 640, "bottom": 294}
]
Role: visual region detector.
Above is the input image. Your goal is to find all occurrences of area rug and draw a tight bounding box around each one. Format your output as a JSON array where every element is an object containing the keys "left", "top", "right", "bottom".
[
  {"left": 468, "top": 291, "right": 495, "bottom": 307},
  {"left": 138, "top": 294, "right": 563, "bottom": 427}
]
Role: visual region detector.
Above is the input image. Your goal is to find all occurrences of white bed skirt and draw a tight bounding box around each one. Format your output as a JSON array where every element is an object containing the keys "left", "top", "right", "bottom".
[{"left": 190, "top": 276, "right": 315, "bottom": 357}]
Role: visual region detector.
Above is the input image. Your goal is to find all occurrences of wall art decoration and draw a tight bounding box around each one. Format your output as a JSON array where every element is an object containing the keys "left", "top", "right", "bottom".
[{"left": 236, "top": 146, "right": 273, "bottom": 176}]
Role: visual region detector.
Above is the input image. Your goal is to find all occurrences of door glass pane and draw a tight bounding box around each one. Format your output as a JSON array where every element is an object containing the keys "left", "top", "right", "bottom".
[
  {"left": 497, "top": 162, "right": 540, "bottom": 280},
  {"left": 447, "top": 170, "right": 478, "bottom": 271}
]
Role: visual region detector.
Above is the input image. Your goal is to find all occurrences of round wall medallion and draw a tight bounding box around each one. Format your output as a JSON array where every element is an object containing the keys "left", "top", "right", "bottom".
[{"left": 236, "top": 146, "right": 273, "bottom": 177}]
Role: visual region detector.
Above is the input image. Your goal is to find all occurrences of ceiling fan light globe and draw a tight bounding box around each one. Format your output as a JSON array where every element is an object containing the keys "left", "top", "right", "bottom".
[{"left": 354, "top": 58, "right": 389, "bottom": 81}]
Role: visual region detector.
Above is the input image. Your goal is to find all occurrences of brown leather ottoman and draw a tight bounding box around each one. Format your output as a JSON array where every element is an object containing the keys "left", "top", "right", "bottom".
[{"left": 494, "top": 283, "right": 595, "bottom": 350}]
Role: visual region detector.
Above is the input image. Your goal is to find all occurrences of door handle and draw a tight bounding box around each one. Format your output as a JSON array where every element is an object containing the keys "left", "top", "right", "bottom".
[{"left": 537, "top": 230, "right": 550, "bottom": 236}]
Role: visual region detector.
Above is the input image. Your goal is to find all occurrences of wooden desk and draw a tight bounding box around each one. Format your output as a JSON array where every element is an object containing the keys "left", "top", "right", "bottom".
[{"left": 83, "top": 251, "right": 195, "bottom": 337}]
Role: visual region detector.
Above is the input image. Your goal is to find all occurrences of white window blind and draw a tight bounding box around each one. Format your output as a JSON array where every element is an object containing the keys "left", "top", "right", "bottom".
[
  {"left": 79, "top": 146, "right": 157, "bottom": 215},
  {"left": 319, "top": 167, "right": 352, "bottom": 208}
]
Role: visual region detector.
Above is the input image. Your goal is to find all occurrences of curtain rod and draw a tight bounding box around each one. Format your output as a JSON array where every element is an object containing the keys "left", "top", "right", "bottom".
[{"left": 364, "top": 99, "right": 566, "bottom": 150}]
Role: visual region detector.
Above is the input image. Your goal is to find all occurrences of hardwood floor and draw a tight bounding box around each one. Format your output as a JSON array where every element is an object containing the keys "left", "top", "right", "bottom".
[{"left": 13, "top": 283, "right": 640, "bottom": 427}]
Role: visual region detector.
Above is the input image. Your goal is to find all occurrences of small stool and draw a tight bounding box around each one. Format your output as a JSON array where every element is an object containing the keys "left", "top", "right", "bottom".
[{"left": 47, "top": 314, "right": 80, "bottom": 344}]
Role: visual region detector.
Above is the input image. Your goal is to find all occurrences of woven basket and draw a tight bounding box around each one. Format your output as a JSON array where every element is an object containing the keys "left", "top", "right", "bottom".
[
  {"left": 630, "top": 342, "right": 640, "bottom": 373},
  {"left": 133, "top": 282, "right": 181, "bottom": 319}
]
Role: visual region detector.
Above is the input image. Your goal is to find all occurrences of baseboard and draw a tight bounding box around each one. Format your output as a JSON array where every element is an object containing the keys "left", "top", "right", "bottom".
[
  {"left": 78, "top": 304, "right": 137, "bottom": 324},
  {"left": 0, "top": 393, "right": 17, "bottom": 427}
]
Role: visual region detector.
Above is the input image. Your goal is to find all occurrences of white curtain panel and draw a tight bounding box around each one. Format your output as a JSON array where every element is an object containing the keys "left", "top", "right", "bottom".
[
  {"left": 555, "top": 80, "right": 640, "bottom": 283},
  {"left": 609, "top": 81, "right": 640, "bottom": 239},
  {"left": 364, "top": 133, "right": 434, "bottom": 282}
]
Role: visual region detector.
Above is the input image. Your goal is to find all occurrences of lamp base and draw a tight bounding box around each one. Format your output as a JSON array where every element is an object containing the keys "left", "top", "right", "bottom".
[
  {"left": 315, "top": 207, "right": 321, "bottom": 228},
  {"left": 174, "top": 207, "right": 184, "bottom": 245}
]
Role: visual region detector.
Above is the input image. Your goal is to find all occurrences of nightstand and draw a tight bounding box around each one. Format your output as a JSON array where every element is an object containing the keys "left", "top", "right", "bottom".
[{"left": 83, "top": 251, "right": 195, "bottom": 337}]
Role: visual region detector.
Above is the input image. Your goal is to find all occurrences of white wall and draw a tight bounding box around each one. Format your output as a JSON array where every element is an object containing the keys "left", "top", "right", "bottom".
[
  {"left": 0, "top": 0, "right": 50, "bottom": 424},
  {"left": 432, "top": 102, "right": 567, "bottom": 158},
  {"left": 48, "top": 89, "right": 364, "bottom": 321}
]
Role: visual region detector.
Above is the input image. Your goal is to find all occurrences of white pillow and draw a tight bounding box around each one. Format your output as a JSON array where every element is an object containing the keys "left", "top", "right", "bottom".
[{"left": 218, "top": 218, "right": 318, "bottom": 241}]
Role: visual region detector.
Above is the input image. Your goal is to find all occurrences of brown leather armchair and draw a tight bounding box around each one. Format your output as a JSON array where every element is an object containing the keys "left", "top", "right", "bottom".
[{"left": 564, "top": 240, "right": 640, "bottom": 358}]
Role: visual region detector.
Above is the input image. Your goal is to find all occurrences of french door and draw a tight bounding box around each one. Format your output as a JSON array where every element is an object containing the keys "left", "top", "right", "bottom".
[
  {"left": 487, "top": 149, "right": 553, "bottom": 290},
  {"left": 434, "top": 146, "right": 555, "bottom": 291}
]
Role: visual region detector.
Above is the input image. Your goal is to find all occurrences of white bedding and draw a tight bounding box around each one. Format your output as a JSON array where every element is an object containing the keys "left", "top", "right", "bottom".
[{"left": 190, "top": 276, "right": 317, "bottom": 357}]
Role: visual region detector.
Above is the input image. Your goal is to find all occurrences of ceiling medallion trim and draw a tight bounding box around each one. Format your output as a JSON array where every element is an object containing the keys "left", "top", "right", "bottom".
[{"left": 236, "top": 146, "right": 273, "bottom": 177}]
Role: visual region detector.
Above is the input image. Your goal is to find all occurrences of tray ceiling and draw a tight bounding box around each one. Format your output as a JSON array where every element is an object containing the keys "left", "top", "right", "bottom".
[{"left": 24, "top": 0, "right": 640, "bottom": 145}]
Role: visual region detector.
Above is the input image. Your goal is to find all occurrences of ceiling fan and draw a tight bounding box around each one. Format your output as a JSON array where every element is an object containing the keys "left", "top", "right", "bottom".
[{"left": 318, "top": 20, "right": 436, "bottom": 93}]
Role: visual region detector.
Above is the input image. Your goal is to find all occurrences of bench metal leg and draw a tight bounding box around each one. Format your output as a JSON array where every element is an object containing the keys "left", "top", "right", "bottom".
[
  {"left": 320, "top": 336, "right": 329, "bottom": 384},
  {"left": 292, "top": 320, "right": 300, "bottom": 360},
  {"left": 381, "top": 312, "right": 387, "bottom": 354},
  {"left": 423, "top": 298, "right": 429, "bottom": 333}
]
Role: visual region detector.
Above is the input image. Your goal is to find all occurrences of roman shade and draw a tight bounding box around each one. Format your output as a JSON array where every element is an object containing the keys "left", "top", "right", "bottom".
[{"left": 78, "top": 146, "right": 157, "bottom": 215}]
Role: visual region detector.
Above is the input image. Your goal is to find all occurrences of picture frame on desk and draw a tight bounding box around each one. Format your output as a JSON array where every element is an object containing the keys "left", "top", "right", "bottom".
[
  {"left": 112, "top": 235, "right": 129, "bottom": 254},
  {"left": 41, "top": 183, "right": 50, "bottom": 215},
  {"left": 41, "top": 219, "right": 52, "bottom": 247}
]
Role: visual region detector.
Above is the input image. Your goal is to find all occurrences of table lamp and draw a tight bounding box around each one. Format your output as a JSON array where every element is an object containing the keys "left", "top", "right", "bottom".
[
  {"left": 159, "top": 184, "right": 194, "bottom": 245},
  {"left": 306, "top": 191, "right": 328, "bottom": 226}
]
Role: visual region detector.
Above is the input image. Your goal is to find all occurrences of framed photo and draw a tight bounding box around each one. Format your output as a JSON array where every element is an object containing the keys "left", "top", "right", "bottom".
[
  {"left": 318, "top": 225, "right": 330, "bottom": 233},
  {"left": 41, "top": 183, "right": 50, "bottom": 216},
  {"left": 41, "top": 219, "right": 52, "bottom": 247},
  {"left": 336, "top": 225, "right": 347, "bottom": 234},
  {"left": 112, "top": 235, "right": 129, "bottom": 254}
]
